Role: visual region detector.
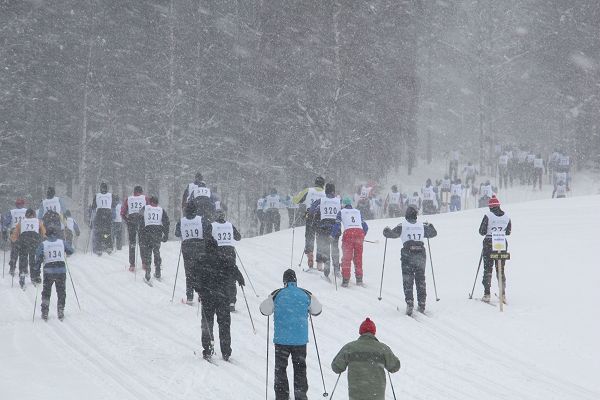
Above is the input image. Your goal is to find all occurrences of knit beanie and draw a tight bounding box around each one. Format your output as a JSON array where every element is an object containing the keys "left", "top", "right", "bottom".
[
  {"left": 488, "top": 195, "right": 501, "bottom": 208},
  {"left": 359, "top": 318, "right": 376, "bottom": 335},
  {"left": 283, "top": 269, "right": 297, "bottom": 285}
]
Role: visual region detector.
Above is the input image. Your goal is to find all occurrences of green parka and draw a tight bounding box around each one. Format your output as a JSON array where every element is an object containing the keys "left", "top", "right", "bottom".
[{"left": 331, "top": 333, "right": 401, "bottom": 400}]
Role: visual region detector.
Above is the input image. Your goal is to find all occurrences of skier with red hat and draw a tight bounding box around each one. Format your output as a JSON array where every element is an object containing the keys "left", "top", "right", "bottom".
[
  {"left": 331, "top": 317, "right": 401, "bottom": 400},
  {"left": 479, "top": 195, "right": 512, "bottom": 303}
]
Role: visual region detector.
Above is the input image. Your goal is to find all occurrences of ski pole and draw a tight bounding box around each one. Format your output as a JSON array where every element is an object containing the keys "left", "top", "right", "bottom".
[
  {"left": 468, "top": 250, "right": 484, "bottom": 299},
  {"left": 66, "top": 260, "right": 81, "bottom": 311},
  {"left": 378, "top": 238, "right": 388, "bottom": 301},
  {"left": 32, "top": 283, "right": 39, "bottom": 323},
  {"left": 309, "top": 315, "right": 329, "bottom": 397},
  {"left": 235, "top": 248, "right": 258, "bottom": 297},
  {"left": 290, "top": 226, "right": 295, "bottom": 269},
  {"left": 388, "top": 371, "right": 397, "bottom": 400},
  {"left": 265, "top": 315, "right": 270, "bottom": 400},
  {"left": 2, "top": 245, "right": 6, "bottom": 278},
  {"left": 329, "top": 373, "right": 342, "bottom": 400},
  {"left": 170, "top": 244, "right": 183, "bottom": 302},
  {"left": 364, "top": 239, "right": 380, "bottom": 244},
  {"left": 240, "top": 285, "right": 256, "bottom": 334},
  {"left": 426, "top": 237, "right": 440, "bottom": 301},
  {"left": 297, "top": 251, "right": 305, "bottom": 269}
]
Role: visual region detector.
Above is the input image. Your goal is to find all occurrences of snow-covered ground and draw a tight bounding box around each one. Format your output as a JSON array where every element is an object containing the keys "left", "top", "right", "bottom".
[{"left": 1, "top": 192, "right": 599, "bottom": 399}]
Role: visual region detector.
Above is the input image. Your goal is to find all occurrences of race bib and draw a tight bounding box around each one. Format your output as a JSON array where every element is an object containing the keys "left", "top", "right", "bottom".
[
  {"left": 492, "top": 232, "right": 507, "bottom": 252},
  {"left": 320, "top": 198, "right": 340, "bottom": 220},
  {"left": 10, "top": 208, "right": 26, "bottom": 229},
  {"left": 43, "top": 240, "right": 66, "bottom": 263},
  {"left": 42, "top": 197, "right": 61, "bottom": 215},
  {"left": 181, "top": 216, "right": 203, "bottom": 240},
  {"left": 128, "top": 195, "right": 146, "bottom": 214},
  {"left": 341, "top": 209, "right": 362, "bottom": 229},
  {"left": 212, "top": 222, "right": 234, "bottom": 246},
  {"left": 96, "top": 192, "right": 112, "bottom": 209},
  {"left": 144, "top": 206, "right": 163, "bottom": 226},
  {"left": 21, "top": 218, "right": 40, "bottom": 233}
]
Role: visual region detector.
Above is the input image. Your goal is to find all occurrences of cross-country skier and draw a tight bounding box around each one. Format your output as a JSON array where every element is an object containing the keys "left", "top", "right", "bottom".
[
  {"left": 383, "top": 206, "right": 437, "bottom": 315},
  {"left": 479, "top": 195, "right": 511, "bottom": 303},
  {"left": 181, "top": 172, "right": 204, "bottom": 210},
  {"left": 11, "top": 208, "right": 46, "bottom": 288},
  {"left": 308, "top": 183, "right": 341, "bottom": 278},
  {"left": 384, "top": 185, "right": 403, "bottom": 218},
  {"left": 532, "top": 154, "right": 545, "bottom": 190},
  {"left": 440, "top": 175, "right": 452, "bottom": 210},
  {"left": 121, "top": 186, "right": 147, "bottom": 272},
  {"left": 478, "top": 180, "right": 494, "bottom": 208},
  {"left": 33, "top": 226, "right": 74, "bottom": 321},
  {"left": 552, "top": 179, "right": 568, "bottom": 199},
  {"left": 498, "top": 152, "right": 509, "bottom": 189},
  {"left": 407, "top": 191, "right": 421, "bottom": 213},
  {"left": 260, "top": 269, "right": 322, "bottom": 400},
  {"left": 421, "top": 179, "right": 438, "bottom": 215},
  {"left": 197, "top": 214, "right": 244, "bottom": 361},
  {"left": 449, "top": 179, "right": 464, "bottom": 212},
  {"left": 189, "top": 178, "right": 216, "bottom": 219},
  {"left": 175, "top": 202, "right": 212, "bottom": 305},
  {"left": 63, "top": 210, "right": 80, "bottom": 250},
  {"left": 2, "top": 198, "right": 27, "bottom": 277},
  {"left": 263, "top": 188, "right": 282, "bottom": 234},
  {"left": 463, "top": 162, "right": 477, "bottom": 186},
  {"left": 255, "top": 194, "right": 267, "bottom": 236},
  {"left": 331, "top": 197, "right": 369, "bottom": 287},
  {"left": 210, "top": 209, "right": 243, "bottom": 312},
  {"left": 91, "top": 182, "right": 114, "bottom": 255},
  {"left": 38, "top": 186, "right": 67, "bottom": 219},
  {"left": 293, "top": 177, "right": 326, "bottom": 269},
  {"left": 139, "top": 196, "right": 170, "bottom": 283},
  {"left": 331, "top": 317, "right": 401, "bottom": 400}
]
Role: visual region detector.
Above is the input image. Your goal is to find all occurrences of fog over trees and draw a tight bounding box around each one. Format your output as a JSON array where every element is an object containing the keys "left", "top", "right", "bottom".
[{"left": 1, "top": 1, "right": 598, "bottom": 227}]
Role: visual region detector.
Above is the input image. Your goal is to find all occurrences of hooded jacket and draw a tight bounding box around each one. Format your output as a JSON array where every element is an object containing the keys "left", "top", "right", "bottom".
[{"left": 331, "top": 333, "right": 401, "bottom": 400}]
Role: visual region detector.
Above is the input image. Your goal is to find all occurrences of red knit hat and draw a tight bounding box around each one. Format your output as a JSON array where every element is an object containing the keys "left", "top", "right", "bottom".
[
  {"left": 488, "top": 195, "right": 500, "bottom": 208},
  {"left": 359, "top": 318, "right": 376, "bottom": 335}
]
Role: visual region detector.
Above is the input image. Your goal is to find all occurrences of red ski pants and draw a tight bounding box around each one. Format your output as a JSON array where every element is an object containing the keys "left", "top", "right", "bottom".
[{"left": 341, "top": 228, "right": 365, "bottom": 279}]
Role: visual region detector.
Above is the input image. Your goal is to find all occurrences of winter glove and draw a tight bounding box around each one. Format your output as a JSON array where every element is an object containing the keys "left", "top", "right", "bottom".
[
  {"left": 235, "top": 267, "right": 245, "bottom": 287},
  {"left": 383, "top": 227, "right": 391, "bottom": 237},
  {"left": 1, "top": 231, "right": 7, "bottom": 241},
  {"left": 162, "top": 234, "right": 168, "bottom": 243}
]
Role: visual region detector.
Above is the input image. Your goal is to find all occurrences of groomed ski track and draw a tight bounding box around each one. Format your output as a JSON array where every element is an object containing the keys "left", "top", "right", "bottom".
[{"left": 1, "top": 195, "right": 599, "bottom": 400}]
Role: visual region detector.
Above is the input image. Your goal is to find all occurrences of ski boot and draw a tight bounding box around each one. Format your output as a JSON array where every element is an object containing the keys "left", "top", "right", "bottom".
[
  {"left": 341, "top": 278, "right": 349, "bottom": 288},
  {"left": 154, "top": 267, "right": 161, "bottom": 281},
  {"left": 356, "top": 276, "right": 364, "bottom": 287},
  {"left": 128, "top": 264, "right": 136, "bottom": 272},
  {"left": 316, "top": 262, "right": 324, "bottom": 272},
  {"left": 41, "top": 307, "right": 49, "bottom": 321},
  {"left": 482, "top": 293, "right": 491, "bottom": 303},
  {"left": 418, "top": 303, "right": 426, "bottom": 314},
  {"left": 58, "top": 308, "right": 65, "bottom": 321},
  {"left": 222, "top": 354, "right": 230, "bottom": 362},
  {"left": 144, "top": 268, "right": 151, "bottom": 283},
  {"left": 406, "top": 303, "right": 414, "bottom": 316},
  {"left": 229, "top": 303, "right": 236, "bottom": 312}
]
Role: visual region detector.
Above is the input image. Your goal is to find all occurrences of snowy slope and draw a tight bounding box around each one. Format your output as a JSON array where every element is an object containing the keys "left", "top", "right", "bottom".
[{"left": 1, "top": 195, "right": 599, "bottom": 400}]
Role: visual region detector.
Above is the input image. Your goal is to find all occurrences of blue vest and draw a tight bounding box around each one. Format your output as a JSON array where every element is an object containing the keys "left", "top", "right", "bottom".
[{"left": 273, "top": 283, "right": 311, "bottom": 346}]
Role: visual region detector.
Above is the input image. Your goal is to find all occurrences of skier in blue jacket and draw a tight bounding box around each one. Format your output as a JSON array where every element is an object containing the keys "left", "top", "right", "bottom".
[{"left": 260, "top": 269, "right": 322, "bottom": 400}]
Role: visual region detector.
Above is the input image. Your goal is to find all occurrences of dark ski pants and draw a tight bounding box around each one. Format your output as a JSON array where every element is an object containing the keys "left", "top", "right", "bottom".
[
  {"left": 499, "top": 167, "right": 509, "bottom": 189},
  {"left": 449, "top": 195, "right": 461, "bottom": 212},
  {"left": 533, "top": 168, "right": 543, "bottom": 190},
  {"left": 41, "top": 272, "right": 66, "bottom": 315},
  {"left": 93, "top": 213, "right": 113, "bottom": 254},
  {"left": 388, "top": 204, "right": 402, "bottom": 218},
  {"left": 483, "top": 248, "right": 506, "bottom": 295},
  {"left": 127, "top": 220, "right": 141, "bottom": 266},
  {"left": 401, "top": 248, "right": 427, "bottom": 307},
  {"left": 264, "top": 209, "right": 281, "bottom": 234},
  {"left": 274, "top": 344, "right": 308, "bottom": 400},
  {"left": 112, "top": 222, "right": 123, "bottom": 250},
  {"left": 304, "top": 218, "right": 317, "bottom": 259},
  {"left": 226, "top": 277, "right": 237, "bottom": 306},
  {"left": 316, "top": 228, "right": 339, "bottom": 276},
  {"left": 200, "top": 292, "right": 231, "bottom": 358},
  {"left": 256, "top": 210, "right": 265, "bottom": 235},
  {"left": 140, "top": 239, "right": 161, "bottom": 272},
  {"left": 182, "top": 242, "right": 205, "bottom": 302},
  {"left": 9, "top": 239, "right": 19, "bottom": 273},
  {"left": 18, "top": 239, "right": 37, "bottom": 276}
]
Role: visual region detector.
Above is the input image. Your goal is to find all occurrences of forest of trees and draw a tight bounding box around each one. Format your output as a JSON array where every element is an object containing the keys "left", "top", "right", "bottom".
[{"left": 1, "top": 1, "right": 598, "bottom": 229}]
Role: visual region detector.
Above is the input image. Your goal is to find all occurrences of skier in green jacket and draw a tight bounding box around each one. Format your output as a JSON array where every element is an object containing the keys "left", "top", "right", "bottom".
[{"left": 331, "top": 318, "right": 401, "bottom": 400}]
